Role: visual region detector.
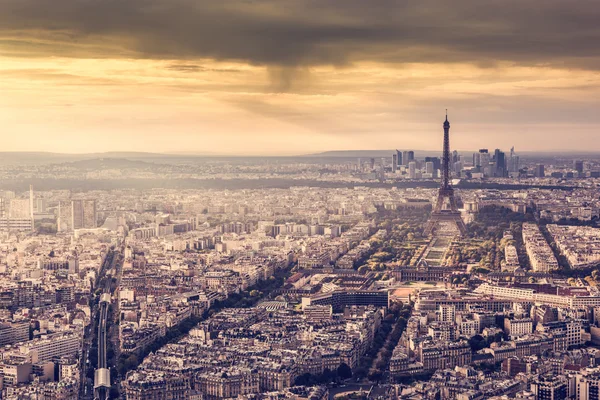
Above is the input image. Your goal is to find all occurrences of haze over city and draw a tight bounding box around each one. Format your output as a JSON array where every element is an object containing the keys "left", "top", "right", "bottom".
[{"left": 2, "top": 0, "right": 600, "bottom": 154}]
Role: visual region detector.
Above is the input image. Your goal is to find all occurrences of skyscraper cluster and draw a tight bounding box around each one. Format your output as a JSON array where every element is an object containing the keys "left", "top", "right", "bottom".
[
  {"left": 472, "top": 147, "right": 519, "bottom": 178},
  {"left": 391, "top": 150, "right": 425, "bottom": 178},
  {"left": 391, "top": 150, "right": 415, "bottom": 172},
  {"left": 388, "top": 145, "right": 521, "bottom": 181}
]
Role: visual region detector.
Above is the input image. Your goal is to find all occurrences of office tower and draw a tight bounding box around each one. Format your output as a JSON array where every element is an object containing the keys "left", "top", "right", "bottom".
[
  {"left": 473, "top": 152, "right": 480, "bottom": 168},
  {"left": 408, "top": 162, "right": 417, "bottom": 179},
  {"left": 29, "top": 185, "right": 34, "bottom": 231},
  {"left": 510, "top": 155, "right": 520, "bottom": 173},
  {"left": 452, "top": 150, "right": 459, "bottom": 164},
  {"left": 535, "top": 164, "right": 545, "bottom": 178},
  {"left": 378, "top": 159, "right": 386, "bottom": 180},
  {"left": 72, "top": 200, "right": 84, "bottom": 229},
  {"left": 58, "top": 201, "right": 72, "bottom": 232},
  {"left": 392, "top": 153, "right": 397, "bottom": 172},
  {"left": 35, "top": 198, "right": 47, "bottom": 213},
  {"left": 369, "top": 158, "right": 375, "bottom": 170},
  {"left": 396, "top": 150, "right": 402, "bottom": 167},
  {"left": 424, "top": 112, "right": 467, "bottom": 236},
  {"left": 479, "top": 149, "right": 490, "bottom": 166},
  {"left": 454, "top": 161, "right": 462, "bottom": 176},
  {"left": 508, "top": 146, "right": 514, "bottom": 167},
  {"left": 402, "top": 151, "right": 409, "bottom": 166},
  {"left": 425, "top": 156, "right": 441, "bottom": 171},
  {"left": 407, "top": 151, "right": 415, "bottom": 164},
  {"left": 6, "top": 198, "right": 33, "bottom": 232},
  {"left": 494, "top": 149, "right": 506, "bottom": 177},
  {"left": 9, "top": 199, "right": 31, "bottom": 219},
  {"left": 530, "top": 375, "right": 567, "bottom": 400},
  {"left": 357, "top": 158, "right": 361, "bottom": 171},
  {"left": 83, "top": 200, "right": 97, "bottom": 228},
  {"left": 425, "top": 161, "right": 434, "bottom": 175},
  {"left": 425, "top": 157, "right": 441, "bottom": 178},
  {"left": 479, "top": 149, "right": 491, "bottom": 175},
  {"left": 508, "top": 147, "right": 520, "bottom": 173},
  {"left": 574, "top": 160, "right": 584, "bottom": 173},
  {"left": 72, "top": 199, "right": 97, "bottom": 230},
  {"left": 0, "top": 198, "right": 5, "bottom": 219}
]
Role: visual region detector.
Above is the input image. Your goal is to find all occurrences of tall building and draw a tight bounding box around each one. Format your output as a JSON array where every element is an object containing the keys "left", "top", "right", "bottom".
[
  {"left": 535, "top": 164, "right": 545, "bottom": 178},
  {"left": 474, "top": 149, "right": 491, "bottom": 175},
  {"left": 452, "top": 150, "right": 459, "bottom": 164},
  {"left": 454, "top": 161, "right": 462, "bottom": 177},
  {"left": 402, "top": 151, "right": 409, "bottom": 166},
  {"left": 396, "top": 150, "right": 402, "bottom": 167},
  {"left": 7, "top": 197, "right": 34, "bottom": 231},
  {"left": 408, "top": 162, "right": 417, "bottom": 179},
  {"left": 35, "top": 198, "right": 47, "bottom": 213},
  {"left": 83, "top": 200, "right": 97, "bottom": 228},
  {"left": 479, "top": 149, "right": 490, "bottom": 167},
  {"left": 574, "top": 160, "right": 584, "bottom": 174},
  {"left": 392, "top": 153, "right": 397, "bottom": 173},
  {"left": 508, "top": 146, "right": 520, "bottom": 173},
  {"left": 425, "top": 157, "right": 441, "bottom": 171},
  {"left": 407, "top": 151, "right": 415, "bottom": 164},
  {"left": 378, "top": 158, "right": 386, "bottom": 180},
  {"left": 29, "top": 185, "right": 34, "bottom": 231},
  {"left": 58, "top": 201, "right": 72, "bottom": 232},
  {"left": 494, "top": 149, "right": 506, "bottom": 177},
  {"left": 425, "top": 162, "right": 434, "bottom": 175},
  {"left": 72, "top": 199, "right": 97, "bottom": 230},
  {"left": 9, "top": 199, "right": 31, "bottom": 219}
]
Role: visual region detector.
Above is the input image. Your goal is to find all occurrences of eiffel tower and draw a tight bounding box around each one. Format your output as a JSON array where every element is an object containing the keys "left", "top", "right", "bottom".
[{"left": 424, "top": 112, "right": 467, "bottom": 236}]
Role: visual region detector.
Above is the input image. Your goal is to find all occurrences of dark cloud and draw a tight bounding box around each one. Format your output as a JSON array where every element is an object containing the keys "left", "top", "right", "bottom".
[
  {"left": 2, "top": 0, "right": 600, "bottom": 70},
  {"left": 165, "top": 63, "right": 243, "bottom": 74},
  {"left": 166, "top": 64, "right": 207, "bottom": 73}
]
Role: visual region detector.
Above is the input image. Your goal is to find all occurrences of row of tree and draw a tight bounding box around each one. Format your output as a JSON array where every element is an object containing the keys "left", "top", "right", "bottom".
[{"left": 293, "top": 363, "right": 353, "bottom": 386}]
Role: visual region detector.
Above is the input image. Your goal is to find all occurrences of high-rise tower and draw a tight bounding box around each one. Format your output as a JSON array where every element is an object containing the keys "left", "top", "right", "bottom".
[
  {"left": 424, "top": 112, "right": 467, "bottom": 236},
  {"left": 29, "top": 185, "right": 34, "bottom": 232}
]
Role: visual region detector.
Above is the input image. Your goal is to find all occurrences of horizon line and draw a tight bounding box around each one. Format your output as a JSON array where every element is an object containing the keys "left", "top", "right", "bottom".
[{"left": 0, "top": 149, "right": 598, "bottom": 157}]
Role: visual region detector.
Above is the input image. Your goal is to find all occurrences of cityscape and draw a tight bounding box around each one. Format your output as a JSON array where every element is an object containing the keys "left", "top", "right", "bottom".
[
  {"left": 4, "top": 1, "right": 600, "bottom": 399},
  {"left": 0, "top": 115, "right": 599, "bottom": 399}
]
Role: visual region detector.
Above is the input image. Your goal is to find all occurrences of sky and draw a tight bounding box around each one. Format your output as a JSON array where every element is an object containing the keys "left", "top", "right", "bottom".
[{"left": 2, "top": 0, "right": 600, "bottom": 155}]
